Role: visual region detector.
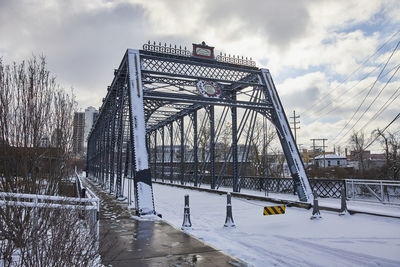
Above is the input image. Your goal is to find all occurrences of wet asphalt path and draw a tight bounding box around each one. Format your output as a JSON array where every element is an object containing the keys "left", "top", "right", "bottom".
[{"left": 83, "top": 178, "right": 247, "bottom": 267}]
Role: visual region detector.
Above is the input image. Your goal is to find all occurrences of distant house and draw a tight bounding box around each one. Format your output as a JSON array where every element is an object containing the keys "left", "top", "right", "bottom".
[
  {"left": 347, "top": 150, "right": 386, "bottom": 170},
  {"left": 313, "top": 154, "right": 347, "bottom": 168}
]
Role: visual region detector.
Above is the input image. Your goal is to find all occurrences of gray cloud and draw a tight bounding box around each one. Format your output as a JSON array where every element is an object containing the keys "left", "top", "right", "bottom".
[
  {"left": 0, "top": 1, "right": 153, "bottom": 107},
  {"left": 203, "top": 0, "right": 311, "bottom": 48}
]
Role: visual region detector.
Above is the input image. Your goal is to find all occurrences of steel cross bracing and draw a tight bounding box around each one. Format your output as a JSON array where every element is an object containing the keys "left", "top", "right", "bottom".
[{"left": 87, "top": 45, "right": 313, "bottom": 208}]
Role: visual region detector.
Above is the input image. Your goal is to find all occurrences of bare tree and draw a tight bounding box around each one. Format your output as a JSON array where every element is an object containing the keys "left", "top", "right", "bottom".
[
  {"left": 0, "top": 56, "right": 100, "bottom": 266},
  {"left": 216, "top": 122, "right": 231, "bottom": 162},
  {"left": 246, "top": 119, "right": 279, "bottom": 177},
  {"left": 197, "top": 115, "right": 210, "bottom": 163},
  {"left": 374, "top": 129, "right": 400, "bottom": 180},
  {"left": 349, "top": 131, "right": 369, "bottom": 175}
]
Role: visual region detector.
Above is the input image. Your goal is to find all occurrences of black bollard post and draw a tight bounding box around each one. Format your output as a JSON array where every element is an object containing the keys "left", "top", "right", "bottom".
[
  {"left": 339, "top": 187, "right": 348, "bottom": 216},
  {"left": 224, "top": 193, "right": 235, "bottom": 227},
  {"left": 310, "top": 190, "right": 321, "bottom": 220},
  {"left": 181, "top": 194, "right": 192, "bottom": 229}
]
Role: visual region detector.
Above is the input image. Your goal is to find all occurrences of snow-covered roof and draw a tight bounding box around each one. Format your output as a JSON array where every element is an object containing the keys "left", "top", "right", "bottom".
[{"left": 313, "top": 154, "right": 347, "bottom": 160}]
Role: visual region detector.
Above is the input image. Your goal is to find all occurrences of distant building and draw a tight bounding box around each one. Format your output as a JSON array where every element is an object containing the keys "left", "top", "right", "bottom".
[
  {"left": 72, "top": 112, "right": 85, "bottom": 156},
  {"left": 84, "top": 106, "right": 98, "bottom": 149},
  {"left": 347, "top": 150, "right": 386, "bottom": 170},
  {"left": 72, "top": 106, "right": 99, "bottom": 157},
  {"left": 301, "top": 148, "right": 334, "bottom": 164},
  {"left": 313, "top": 154, "right": 347, "bottom": 168}
]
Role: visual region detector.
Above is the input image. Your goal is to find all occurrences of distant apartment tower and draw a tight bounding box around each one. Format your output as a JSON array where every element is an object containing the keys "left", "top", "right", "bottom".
[
  {"left": 84, "top": 106, "right": 99, "bottom": 149},
  {"left": 73, "top": 112, "right": 85, "bottom": 155},
  {"left": 72, "top": 106, "right": 98, "bottom": 156}
]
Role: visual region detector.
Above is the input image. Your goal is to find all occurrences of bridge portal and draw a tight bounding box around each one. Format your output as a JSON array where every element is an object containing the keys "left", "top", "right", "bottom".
[{"left": 87, "top": 41, "right": 313, "bottom": 216}]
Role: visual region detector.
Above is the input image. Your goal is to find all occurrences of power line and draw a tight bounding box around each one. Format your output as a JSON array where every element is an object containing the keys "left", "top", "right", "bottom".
[
  {"left": 332, "top": 39, "right": 400, "bottom": 144},
  {"left": 301, "top": 30, "right": 400, "bottom": 118},
  {"left": 362, "top": 112, "right": 400, "bottom": 151},
  {"left": 305, "top": 63, "right": 400, "bottom": 125},
  {"left": 359, "top": 85, "right": 400, "bottom": 132},
  {"left": 336, "top": 62, "right": 400, "bottom": 143}
]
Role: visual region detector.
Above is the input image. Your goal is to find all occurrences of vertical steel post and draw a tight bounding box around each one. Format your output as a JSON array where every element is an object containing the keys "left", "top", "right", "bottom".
[
  {"left": 86, "top": 134, "right": 91, "bottom": 177},
  {"left": 127, "top": 49, "right": 155, "bottom": 215},
  {"left": 99, "top": 123, "right": 104, "bottom": 184},
  {"left": 105, "top": 113, "right": 111, "bottom": 190},
  {"left": 154, "top": 130, "right": 157, "bottom": 180},
  {"left": 169, "top": 123, "right": 174, "bottom": 183},
  {"left": 115, "top": 87, "right": 125, "bottom": 198},
  {"left": 231, "top": 93, "right": 239, "bottom": 192},
  {"left": 101, "top": 121, "right": 106, "bottom": 187},
  {"left": 161, "top": 126, "right": 165, "bottom": 182},
  {"left": 109, "top": 91, "right": 118, "bottom": 193},
  {"left": 123, "top": 139, "right": 130, "bottom": 198},
  {"left": 192, "top": 110, "right": 199, "bottom": 187},
  {"left": 180, "top": 117, "right": 185, "bottom": 185},
  {"left": 209, "top": 105, "right": 215, "bottom": 189}
]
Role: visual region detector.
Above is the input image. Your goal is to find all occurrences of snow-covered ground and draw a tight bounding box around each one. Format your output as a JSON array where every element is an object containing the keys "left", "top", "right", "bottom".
[{"left": 153, "top": 183, "right": 400, "bottom": 267}]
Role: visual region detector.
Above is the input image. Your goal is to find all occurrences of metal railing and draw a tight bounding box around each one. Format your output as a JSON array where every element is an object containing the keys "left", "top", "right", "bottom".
[
  {"left": 155, "top": 174, "right": 346, "bottom": 198},
  {"left": 155, "top": 172, "right": 400, "bottom": 204},
  {"left": 346, "top": 179, "right": 400, "bottom": 205},
  {"left": 75, "top": 169, "right": 87, "bottom": 198},
  {"left": 0, "top": 174, "right": 99, "bottom": 240}
]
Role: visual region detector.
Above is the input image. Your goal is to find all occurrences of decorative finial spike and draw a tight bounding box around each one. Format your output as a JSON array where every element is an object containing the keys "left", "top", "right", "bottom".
[
  {"left": 179, "top": 45, "right": 181, "bottom": 49},
  {"left": 159, "top": 42, "right": 161, "bottom": 46},
  {"left": 175, "top": 44, "right": 177, "bottom": 48},
  {"left": 154, "top": 41, "right": 156, "bottom": 45},
  {"left": 170, "top": 43, "right": 172, "bottom": 47},
  {"left": 148, "top": 40, "right": 150, "bottom": 44}
]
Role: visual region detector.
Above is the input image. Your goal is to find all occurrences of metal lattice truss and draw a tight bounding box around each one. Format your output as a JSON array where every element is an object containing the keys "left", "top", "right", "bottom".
[{"left": 87, "top": 43, "right": 313, "bottom": 213}]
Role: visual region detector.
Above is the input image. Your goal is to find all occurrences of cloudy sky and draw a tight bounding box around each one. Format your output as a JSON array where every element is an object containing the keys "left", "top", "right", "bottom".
[{"left": 1, "top": 0, "right": 399, "bottom": 152}]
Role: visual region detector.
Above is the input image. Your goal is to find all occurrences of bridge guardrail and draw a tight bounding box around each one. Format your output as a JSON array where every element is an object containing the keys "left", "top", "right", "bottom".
[
  {"left": 153, "top": 173, "right": 346, "bottom": 198},
  {"left": 346, "top": 179, "right": 400, "bottom": 205},
  {"left": 0, "top": 173, "right": 99, "bottom": 240}
]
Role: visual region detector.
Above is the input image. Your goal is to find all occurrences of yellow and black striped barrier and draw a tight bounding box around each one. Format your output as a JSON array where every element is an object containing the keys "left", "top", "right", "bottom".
[{"left": 263, "top": 205, "right": 286, "bottom": 216}]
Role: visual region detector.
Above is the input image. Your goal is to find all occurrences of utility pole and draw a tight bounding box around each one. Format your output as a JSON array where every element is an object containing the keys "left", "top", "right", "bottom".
[
  {"left": 310, "top": 138, "right": 328, "bottom": 167},
  {"left": 290, "top": 110, "right": 300, "bottom": 143},
  {"left": 311, "top": 139, "right": 316, "bottom": 167},
  {"left": 322, "top": 138, "right": 327, "bottom": 167}
]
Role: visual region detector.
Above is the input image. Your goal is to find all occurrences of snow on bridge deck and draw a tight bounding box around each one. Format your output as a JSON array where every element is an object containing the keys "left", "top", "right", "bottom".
[{"left": 153, "top": 183, "right": 400, "bottom": 267}]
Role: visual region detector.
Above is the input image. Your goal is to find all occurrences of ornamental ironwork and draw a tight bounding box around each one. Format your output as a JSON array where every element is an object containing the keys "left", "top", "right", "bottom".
[
  {"left": 216, "top": 53, "right": 256, "bottom": 68},
  {"left": 142, "top": 41, "right": 256, "bottom": 68},
  {"left": 143, "top": 41, "right": 191, "bottom": 57}
]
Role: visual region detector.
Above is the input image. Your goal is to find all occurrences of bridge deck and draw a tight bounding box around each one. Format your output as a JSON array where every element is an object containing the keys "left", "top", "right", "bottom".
[{"left": 83, "top": 178, "right": 246, "bottom": 267}]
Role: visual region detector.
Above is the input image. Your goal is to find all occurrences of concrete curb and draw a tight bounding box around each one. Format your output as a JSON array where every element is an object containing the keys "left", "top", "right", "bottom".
[{"left": 153, "top": 181, "right": 400, "bottom": 219}]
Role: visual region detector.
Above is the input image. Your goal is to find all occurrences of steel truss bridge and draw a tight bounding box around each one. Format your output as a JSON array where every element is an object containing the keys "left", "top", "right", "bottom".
[{"left": 87, "top": 42, "right": 313, "bottom": 216}]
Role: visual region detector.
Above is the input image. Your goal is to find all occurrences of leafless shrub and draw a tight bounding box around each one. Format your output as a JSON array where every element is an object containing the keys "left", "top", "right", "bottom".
[
  {"left": 0, "top": 56, "right": 102, "bottom": 266},
  {"left": 0, "top": 203, "right": 100, "bottom": 266}
]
